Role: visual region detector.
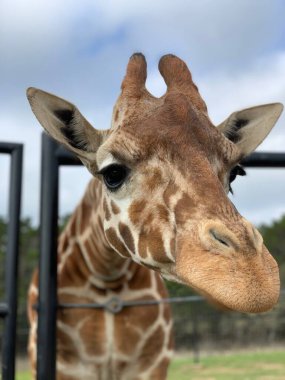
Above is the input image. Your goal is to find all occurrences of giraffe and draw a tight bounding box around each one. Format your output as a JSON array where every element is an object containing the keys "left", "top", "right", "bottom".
[{"left": 27, "top": 53, "right": 282, "bottom": 380}]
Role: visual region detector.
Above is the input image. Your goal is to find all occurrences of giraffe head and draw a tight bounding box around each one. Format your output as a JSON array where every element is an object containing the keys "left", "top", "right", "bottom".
[{"left": 27, "top": 53, "right": 283, "bottom": 313}]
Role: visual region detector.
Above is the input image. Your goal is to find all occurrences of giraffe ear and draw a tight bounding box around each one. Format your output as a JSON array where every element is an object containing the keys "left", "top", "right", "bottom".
[
  {"left": 217, "top": 103, "right": 283, "bottom": 157},
  {"left": 26, "top": 87, "right": 106, "bottom": 161}
]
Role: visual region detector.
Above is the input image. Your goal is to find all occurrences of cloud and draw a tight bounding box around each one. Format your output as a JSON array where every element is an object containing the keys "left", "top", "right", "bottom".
[
  {"left": 230, "top": 169, "right": 285, "bottom": 225},
  {"left": 199, "top": 51, "right": 285, "bottom": 151},
  {"left": 0, "top": 0, "right": 284, "bottom": 224}
]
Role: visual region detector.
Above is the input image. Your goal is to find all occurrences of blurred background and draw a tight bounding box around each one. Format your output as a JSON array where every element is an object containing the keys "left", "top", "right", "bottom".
[{"left": 0, "top": 1, "right": 285, "bottom": 379}]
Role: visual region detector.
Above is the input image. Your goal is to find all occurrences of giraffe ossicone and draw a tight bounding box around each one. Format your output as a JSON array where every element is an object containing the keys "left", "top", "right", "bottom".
[{"left": 27, "top": 53, "right": 282, "bottom": 379}]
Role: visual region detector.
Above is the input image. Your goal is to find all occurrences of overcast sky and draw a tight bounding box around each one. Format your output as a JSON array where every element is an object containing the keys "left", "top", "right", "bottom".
[{"left": 0, "top": 0, "right": 285, "bottom": 226}]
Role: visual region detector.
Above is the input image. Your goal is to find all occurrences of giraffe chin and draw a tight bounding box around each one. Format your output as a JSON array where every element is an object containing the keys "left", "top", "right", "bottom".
[{"left": 174, "top": 245, "right": 280, "bottom": 314}]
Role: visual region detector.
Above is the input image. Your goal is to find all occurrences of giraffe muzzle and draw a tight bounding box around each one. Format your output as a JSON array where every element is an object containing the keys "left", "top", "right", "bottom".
[{"left": 173, "top": 221, "right": 280, "bottom": 313}]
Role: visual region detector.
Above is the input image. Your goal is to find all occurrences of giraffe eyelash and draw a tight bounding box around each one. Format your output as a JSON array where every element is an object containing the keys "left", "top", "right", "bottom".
[{"left": 229, "top": 165, "right": 246, "bottom": 194}]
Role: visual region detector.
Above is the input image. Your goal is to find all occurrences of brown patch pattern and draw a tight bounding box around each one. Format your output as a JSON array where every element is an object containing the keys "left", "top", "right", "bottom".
[
  {"left": 111, "top": 200, "right": 120, "bottom": 214},
  {"left": 118, "top": 222, "right": 135, "bottom": 254},
  {"left": 105, "top": 227, "right": 130, "bottom": 258},
  {"left": 128, "top": 199, "right": 147, "bottom": 225},
  {"left": 103, "top": 198, "right": 111, "bottom": 221}
]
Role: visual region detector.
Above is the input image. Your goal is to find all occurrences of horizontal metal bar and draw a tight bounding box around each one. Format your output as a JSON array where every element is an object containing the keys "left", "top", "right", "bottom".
[
  {"left": 0, "top": 303, "right": 9, "bottom": 317},
  {"left": 242, "top": 152, "right": 285, "bottom": 168},
  {"left": 56, "top": 288, "right": 285, "bottom": 311},
  {"left": 58, "top": 295, "right": 204, "bottom": 309},
  {"left": 33, "top": 295, "right": 205, "bottom": 315},
  {"left": 34, "top": 288, "right": 285, "bottom": 313},
  {"left": 56, "top": 146, "right": 81, "bottom": 166},
  {"left": 0, "top": 142, "right": 23, "bottom": 155},
  {"left": 55, "top": 146, "right": 285, "bottom": 168},
  {"left": 38, "top": 287, "right": 285, "bottom": 312}
]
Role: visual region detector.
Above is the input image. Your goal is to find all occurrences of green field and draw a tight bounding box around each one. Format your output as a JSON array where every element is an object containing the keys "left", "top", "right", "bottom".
[
  {"left": 17, "top": 350, "right": 285, "bottom": 380},
  {"left": 168, "top": 350, "right": 285, "bottom": 380},
  {"left": 16, "top": 373, "right": 31, "bottom": 380}
]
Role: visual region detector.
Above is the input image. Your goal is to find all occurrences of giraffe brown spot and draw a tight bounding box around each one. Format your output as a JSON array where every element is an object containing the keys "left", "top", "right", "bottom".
[
  {"left": 128, "top": 265, "right": 152, "bottom": 290},
  {"left": 105, "top": 227, "right": 130, "bottom": 257},
  {"left": 145, "top": 212, "right": 154, "bottom": 225},
  {"left": 115, "top": 304, "right": 160, "bottom": 359},
  {"left": 138, "top": 227, "right": 171, "bottom": 263},
  {"left": 78, "top": 312, "right": 106, "bottom": 356},
  {"left": 115, "top": 360, "right": 131, "bottom": 379},
  {"left": 148, "top": 228, "right": 171, "bottom": 263},
  {"left": 57, "top": 328, "right": 78, "bottom": 364},
  {"left": 138, "top": 325, "right": 165, "bottom": 370},
  {"left": 111, "top": 200, "right": 120, "bottom": 214},
  {"left": 115, "top": 323, "right": 141, "bottom": 356},
  {"left": 175, "top": 192, "right": 196, "bottom": 224},
  {"left": 103, "top": 198, "right": 111, "bottom": 221},
  {"left": 145, "top": 167, "right": 163, "bottom": 190},
  {"left": 59, "top": 242, "right": 93, "bottom": 289},
  {"left": 148, "top": 358, "right": 170, "bottom": 379},
  {"left": 79, "top": 202, "right": 92, "bottom": 234},
  {"left": 138, "top": 231, "right": 148, "bottom": 258},
  {"left": 118, "top": 222, "right": 135, "bottom": 254},
  {"left": 157, "top": 204, "right": 169, "bottom": 223},
  {"left": 129, "top": 199, "right": 147, "bottom": 225},
  {"left": 116, "top": 298, "right": 160, "bottom": 337}
]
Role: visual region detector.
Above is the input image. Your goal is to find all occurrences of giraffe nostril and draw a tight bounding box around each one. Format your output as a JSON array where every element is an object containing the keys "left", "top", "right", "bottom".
[
  {"left": 200, "top": 222, "right": 240, "bottom": 252},
  {"left": 209, "top": 229, "right": 231, "bottom": 248}
]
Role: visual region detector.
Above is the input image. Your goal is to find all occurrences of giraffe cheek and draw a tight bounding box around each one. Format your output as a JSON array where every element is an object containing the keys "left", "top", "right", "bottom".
[
  {"left": 105, "top": 227, "right": 131, "bottom": 258},
  {"left": 118, "top": 222, "right": 136, "bottom": 255},
  {"left": 138, "top": 228, "right": 173, "bottom": 264}
]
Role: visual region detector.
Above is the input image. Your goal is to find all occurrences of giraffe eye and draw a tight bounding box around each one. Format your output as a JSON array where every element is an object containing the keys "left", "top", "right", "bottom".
[
  {"left": 229, "top": 165, "right": 246, "bottom": 194},
  {"left": 99, "top": 164, "right": 129, "bottom": 191}
]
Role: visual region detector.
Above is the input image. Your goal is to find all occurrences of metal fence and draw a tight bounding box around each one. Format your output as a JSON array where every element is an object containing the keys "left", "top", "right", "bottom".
[
  {"left": 0, "top": 142, "right": 23, "bottom": 380},
  {"left": 0, "top": 135, "right": 285, "bottom": 380}
]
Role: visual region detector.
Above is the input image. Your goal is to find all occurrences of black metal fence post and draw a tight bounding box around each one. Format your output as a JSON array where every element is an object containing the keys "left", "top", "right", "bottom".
[
  {"left": 0, "top": 142, "right": 23, "bottom": 380},
  {"left": 37, "top": 134, "right": 59, "bottom": 380}
]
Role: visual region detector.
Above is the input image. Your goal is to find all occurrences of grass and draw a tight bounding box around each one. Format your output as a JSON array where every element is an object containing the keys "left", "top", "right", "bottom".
[
  {"left": 16, "top": 349, "right": 285, "bottom": 380},
  {"left": 16, "top": 373, "right": 31, "bottom": 380},
  {"left": 168, "top": 350, "right": 285, "bottom": 380}
]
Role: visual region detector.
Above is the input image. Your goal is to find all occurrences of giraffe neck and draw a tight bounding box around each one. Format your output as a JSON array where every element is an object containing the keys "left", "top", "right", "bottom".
[{"left": 58, "top": 178, "right": 135, "bottom": 290}]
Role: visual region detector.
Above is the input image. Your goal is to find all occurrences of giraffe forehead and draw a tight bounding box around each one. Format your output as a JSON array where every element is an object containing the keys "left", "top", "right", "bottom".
[
  {"left": 97, "top": 130, "right": 224, "bottom": 175},
  {"left": 102, "top": 105, "right": 239, "bottom": 172}
]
